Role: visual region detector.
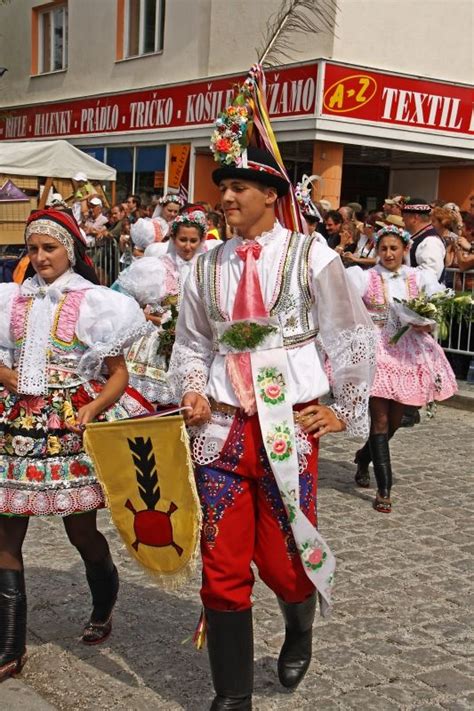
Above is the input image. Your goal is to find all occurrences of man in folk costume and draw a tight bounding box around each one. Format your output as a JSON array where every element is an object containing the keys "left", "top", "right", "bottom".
[
  {"left": 401, "top": 198, "right": 446, "bottom": 280},
  {"left": 169, "top": 66, "right": 375, "bottom": 710}
]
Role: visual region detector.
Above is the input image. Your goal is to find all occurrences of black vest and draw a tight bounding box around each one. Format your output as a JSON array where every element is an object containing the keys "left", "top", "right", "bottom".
[{"left": 409, "top": 224, "right": 440, "bottom": 267}]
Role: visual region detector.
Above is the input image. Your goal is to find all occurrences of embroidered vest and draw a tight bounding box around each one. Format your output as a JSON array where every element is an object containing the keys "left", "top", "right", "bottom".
[
  {"left": 195, "top": 232, "right": 319, "bottom": 350},
  {"left": 364, "top": 270, "right": 418, "bottom": 324},
  {"left": 11, "top": 291, "right": 88, "bottom": 387}
]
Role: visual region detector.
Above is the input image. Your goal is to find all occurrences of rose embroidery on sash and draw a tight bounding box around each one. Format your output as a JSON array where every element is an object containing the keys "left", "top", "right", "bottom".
[
  {"left": 266, "top": 422, "right": 293, "bottom": 462},
  {"left": 257, "top": 367, "right": 286, "bottom": 405},
  {"left": 300, "top": 540, "right": 327, "bottom": 571}
]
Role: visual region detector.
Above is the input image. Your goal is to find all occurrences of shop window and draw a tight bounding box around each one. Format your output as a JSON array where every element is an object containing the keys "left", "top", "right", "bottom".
[
  {"left": 117, "top": 0, "right": 165, "bottom": 60},
  {"left": 80, "top": 146, "right": 105, "bottom": 163},
  {"left": 32, "top": 2, "right": 68, "bottom": 75},
  {"left": 107, "top": 147, "right": 134, "bottom": 204},
  {"left": 135, "top": 145, "right": 166, "bottom": 199}
]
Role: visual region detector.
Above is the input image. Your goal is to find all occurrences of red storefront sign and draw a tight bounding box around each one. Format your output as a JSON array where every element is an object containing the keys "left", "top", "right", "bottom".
[
  {"left": 0, "top": 64, "right": 318, "bottom": 141},
  {"left": 322, "top": 63, "right": 474, "bottom": 135}
]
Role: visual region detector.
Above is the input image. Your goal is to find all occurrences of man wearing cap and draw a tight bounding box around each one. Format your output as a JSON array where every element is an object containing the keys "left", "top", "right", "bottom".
[
  {"left": 383, "top": 196, "right": 404, "bottom": 217},
  {"left": 402, "top": 197, "right": 445, "bottom": 279},
  {"left": 170, "top": 141, "right": 375, "bottom": 707}
]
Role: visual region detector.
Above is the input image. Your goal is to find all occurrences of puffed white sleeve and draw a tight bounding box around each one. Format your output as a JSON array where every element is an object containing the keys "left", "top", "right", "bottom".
[
  {"left": 312, "top": 252, "right": 377, "bottom": 438},
  {"left": 0, "top": 283, "right": 19, "bottom": 368},
  {"left": 416, "top": 268, "right": 445, "bottom": 297},
  {"left": 345, "top": 265, "right": 370, "bottom": 297},
  {"left": 168, "top": 265, "right": 214, "bottom": 401},
  {"left": 75, "top": 287, "right": 153, "bottom": 378},
  {"left": 415, "top": 237, "right": 446, "bottom": 280},
  {"left": 115, "top": 256, "right": 168, "bottom": 306}
]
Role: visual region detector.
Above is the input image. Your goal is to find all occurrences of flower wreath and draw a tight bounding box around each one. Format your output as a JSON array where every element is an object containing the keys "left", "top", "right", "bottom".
[
  {"left": 374, "top": 225, "right": 411, "bottom": 246},
  {"left": 170, "top": 210, "right": 208, "bottom": 237},
  {"left": 158, "top": 193, "right": 186, "bottom": 207}
]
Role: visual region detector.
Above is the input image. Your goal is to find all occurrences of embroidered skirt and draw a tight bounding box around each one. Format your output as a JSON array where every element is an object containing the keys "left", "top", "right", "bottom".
[{"left": 0, "top": 380, "right": 153, "bottom": 517}]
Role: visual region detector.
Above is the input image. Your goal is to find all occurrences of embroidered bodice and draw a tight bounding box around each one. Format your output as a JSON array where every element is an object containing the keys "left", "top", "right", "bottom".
[{"left": 0, "top": 271, "right": 151, "bottom": 395}]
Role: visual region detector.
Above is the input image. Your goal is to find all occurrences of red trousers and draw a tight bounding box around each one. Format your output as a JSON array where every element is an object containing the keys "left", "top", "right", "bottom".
[{"left": 195, "top": 409, "right": 318, "bottom": 611}]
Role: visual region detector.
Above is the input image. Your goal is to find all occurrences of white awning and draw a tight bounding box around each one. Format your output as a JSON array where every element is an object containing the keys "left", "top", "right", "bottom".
[{"left": 0, "top": 140, "right": 116, "bottom": 180}]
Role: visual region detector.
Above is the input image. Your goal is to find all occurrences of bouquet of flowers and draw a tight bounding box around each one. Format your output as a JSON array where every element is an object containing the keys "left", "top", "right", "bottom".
[
  {"left": 156, "top": 300, "right": 179, "bottom": 366},
  {"left": 210, "top": 89, "right": 251, "bottom": 166},
  {"left": 390, "top": 289, "right": 474, "bottom": 344}
]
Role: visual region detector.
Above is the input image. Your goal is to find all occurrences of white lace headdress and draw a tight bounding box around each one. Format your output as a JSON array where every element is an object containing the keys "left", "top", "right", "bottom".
[{"left": 25, "top": 219, "right": 76, "bottom": 265}]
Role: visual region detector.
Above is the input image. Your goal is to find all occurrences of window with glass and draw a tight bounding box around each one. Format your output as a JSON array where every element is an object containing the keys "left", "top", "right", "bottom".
[
  {"left": 37, "top": 4, "right": 68, "bottom": 74},
  {"left": 124, "top": 0, "right": 165, "bottom": 57}
]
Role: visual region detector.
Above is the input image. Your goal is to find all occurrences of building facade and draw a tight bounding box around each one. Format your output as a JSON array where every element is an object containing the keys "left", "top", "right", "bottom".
[{"left": 0, "top": 0, "right": 473, "bottom": 210}]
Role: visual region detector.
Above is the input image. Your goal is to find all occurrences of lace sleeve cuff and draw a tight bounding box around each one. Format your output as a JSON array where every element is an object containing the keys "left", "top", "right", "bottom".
[
  {"left": 77, "top": 321, "right": 155, "bottom": 380},
  {"left": 322, "top": 325, "right": 376, "bottom": 439},
  {"left": 328, "top": 382, "right": 371, "bottom": 438},
  {"left": 0, "top": 347, "right": 12, "bottom": 369},
  {"left": 168, "top": 342, "right": 213, "bottom": 401}
]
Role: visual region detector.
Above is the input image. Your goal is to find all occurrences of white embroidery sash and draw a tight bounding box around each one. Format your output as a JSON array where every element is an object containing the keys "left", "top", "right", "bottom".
[{"left": 250, "top": 348, "right": 336, "bottom": 617}]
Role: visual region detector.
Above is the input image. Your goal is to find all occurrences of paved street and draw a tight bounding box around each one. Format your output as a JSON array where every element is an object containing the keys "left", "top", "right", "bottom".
[{"left": 1, "top": 404, "right": 473, "bottom": 710}]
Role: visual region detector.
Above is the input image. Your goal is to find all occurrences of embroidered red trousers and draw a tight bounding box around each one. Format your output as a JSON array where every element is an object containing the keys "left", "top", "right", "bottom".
[{"left": 195, "top": 409, "right": 318, "bottom": 611}]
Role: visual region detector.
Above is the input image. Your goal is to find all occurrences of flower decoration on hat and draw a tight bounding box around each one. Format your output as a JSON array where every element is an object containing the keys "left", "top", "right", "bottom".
[
  {"left": 210, "top": 100, "right": 251, "bottom": 167},
  {"left": 294, "top": 174, "right": 322, "bottom": 219},
  {"left": 170, "top": 210, "right": 208, "bottom": 237},
  {"left": 374, "top": 225, "right": 411, "bottom": 246},
  {"left": 158, "top": 193, "right": 185, "bottom": 207}
]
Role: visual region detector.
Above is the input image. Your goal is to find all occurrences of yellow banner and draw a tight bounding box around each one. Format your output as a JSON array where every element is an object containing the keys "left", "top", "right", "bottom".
[
  {"left": 167, "top": 144, "right": 190, "bottom": 190},
  {"left": 84, "top": 415, "right": 201, "bottom": 587}
]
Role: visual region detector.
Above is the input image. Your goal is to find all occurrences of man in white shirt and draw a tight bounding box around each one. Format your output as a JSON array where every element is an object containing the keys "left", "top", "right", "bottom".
[
  {"left": 402, "top": 198, "right": 446, "bottom": 280},
  {"left": 169, "top": 146, "right": 375, "bottom": 709}
]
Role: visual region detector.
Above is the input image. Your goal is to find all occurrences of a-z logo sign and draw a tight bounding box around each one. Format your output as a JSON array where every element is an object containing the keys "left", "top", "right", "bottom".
[
  {"left": 324, "top": 74, "right": 377, "bottom": 113},
  {"left": 322, "top": 64, "right": 474, "bottom": 135}
]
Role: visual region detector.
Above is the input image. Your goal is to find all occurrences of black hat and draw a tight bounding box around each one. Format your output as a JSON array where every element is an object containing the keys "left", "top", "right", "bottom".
[
  {"left": 212, "top": 146, "right": 289, "bottom": 197},
  {"left": 402, "top": 197, "right": 431, "bottom": 214}
]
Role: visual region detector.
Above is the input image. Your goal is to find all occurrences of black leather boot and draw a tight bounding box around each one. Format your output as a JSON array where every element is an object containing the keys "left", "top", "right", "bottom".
[
  {"left": 205, "top": 608, "right": 253, "bottom": 710},
  {"left": 277, "top": 593, "right": 316, "bottom": 689},
  {"left": 354, "top": 440, "right": 371, "bottom": 487},
  {"left": 369, "top": 433, "right": 393, "bottom": 513},
  {"left": 0, "top": 568, "right": 27, "bottom": 682},
  {"left": 82, "top": 554, "right": 119, "bottom": 645}
]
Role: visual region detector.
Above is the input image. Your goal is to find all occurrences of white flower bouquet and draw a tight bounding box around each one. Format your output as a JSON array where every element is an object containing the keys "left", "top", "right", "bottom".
[{"left": 390, "top": 289, "right": 474, "bottom": 344}]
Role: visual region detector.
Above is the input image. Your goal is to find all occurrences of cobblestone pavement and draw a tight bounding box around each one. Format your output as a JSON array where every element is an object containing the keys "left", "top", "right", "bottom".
[{"left": 1, "top": 405, "right": 473, "bottom": 710}]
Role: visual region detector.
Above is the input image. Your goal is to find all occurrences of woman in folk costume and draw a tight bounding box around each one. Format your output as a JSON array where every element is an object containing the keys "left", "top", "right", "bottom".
[
  {"left": 116, "top": 211, "right": 208, "bottom": 405},
  {"left": 168, "top": 66, "right": 376, "bottom": 710},
  {"left": 0, "top": 209, "right": 154, "bottom": 681},
  {"left": 149, "top": 193, "right": 186, "bottom": 251},
  {"left": 348, "top": 225, "right": 457, "bottom": 513}
]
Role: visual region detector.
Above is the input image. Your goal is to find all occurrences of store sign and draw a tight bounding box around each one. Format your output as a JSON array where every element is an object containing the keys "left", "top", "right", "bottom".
[
  {"left": 322, "top": 63, "right": 474, "bottom": 135},
  {"left": 0, "top": 64, "right": 318, "bottom": 141}
]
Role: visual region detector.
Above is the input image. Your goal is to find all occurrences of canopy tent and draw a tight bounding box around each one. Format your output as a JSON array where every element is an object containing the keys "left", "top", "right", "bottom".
[{"left": 0, "top": 140, "right": 116, "bottom": 181}]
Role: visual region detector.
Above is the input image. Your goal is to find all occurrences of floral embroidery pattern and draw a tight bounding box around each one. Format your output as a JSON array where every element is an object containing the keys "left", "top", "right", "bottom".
[
  {"left": 257, "top": 367, "right": 286, "bottom": 406},
  {"left": 266, "top": 422, "right": 293, "bottom": 462},
  {"left": 196, "top": 466, "right": 244, "bottom": 548},
  {"left": 299, "top": 540, "right": 327, "bottom": 572}
]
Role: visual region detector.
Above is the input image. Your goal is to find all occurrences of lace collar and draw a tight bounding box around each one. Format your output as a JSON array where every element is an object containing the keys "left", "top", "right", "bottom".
[
  {"left": 21, "top": 270, "right": 94, "bottom": 298},
  {"left": 375, "top": 263, "right": 408, "bottom": 279},
  {"left": 234, "top": 221, "right": 287, "bottom": 249}
]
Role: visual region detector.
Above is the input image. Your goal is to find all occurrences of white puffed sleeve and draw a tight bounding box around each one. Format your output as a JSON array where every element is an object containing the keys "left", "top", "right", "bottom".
[
  {"left": 345, "top": 265, "right": 370, "bottom": 297},
  {"left": 415, "top": 237, "right": 446, "bottom": 280},
  {"left": 75, "top": 287, "right": 153, "bottom": 379},
  {"left": 115, "top": 256, "right": 169, "bottom": 306},
  {"left": 312, "top": 254, "right": 377, "bottom": 438},
  {"left": 0, "top": 283, "right": 19, "bottom": 368},
  {"left": 168, "top": 265, "right": 214, "bottom": 400},
  {"left": 416, "top": 268, "right": 445, "bottom": 297}
]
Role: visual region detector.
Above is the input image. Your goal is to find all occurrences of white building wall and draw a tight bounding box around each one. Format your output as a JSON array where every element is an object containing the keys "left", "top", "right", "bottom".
[
  {"left": 0, "top": 0, "right": 471, "bottom": 110},
  {"left": 333, "top": 0, "right": 474, "bottom": 83}
]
